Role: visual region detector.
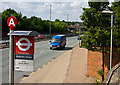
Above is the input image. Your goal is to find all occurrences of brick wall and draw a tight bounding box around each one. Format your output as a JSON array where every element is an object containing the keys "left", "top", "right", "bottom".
[{"left": 87, "top": 46, "right": 120, "bottom": 80}]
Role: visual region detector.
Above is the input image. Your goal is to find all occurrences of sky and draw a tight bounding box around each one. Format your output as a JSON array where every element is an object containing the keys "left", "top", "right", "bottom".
[{"left": 1, "top": 0, "right": 115, "bottom": 22}]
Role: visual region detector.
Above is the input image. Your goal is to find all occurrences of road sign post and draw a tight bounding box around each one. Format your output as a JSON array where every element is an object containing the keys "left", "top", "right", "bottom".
[
  {"left": 7, "top": 17, "right": 39, "bottom": 84},
  {"left": 9, "top": 33, "right": 14, "bottom": 84},
  {"left": 8, "top": 31, "right": 39, "bottom": 72},
  {"left": 7, "top": 16, "right": 17, "bottom": 84}
]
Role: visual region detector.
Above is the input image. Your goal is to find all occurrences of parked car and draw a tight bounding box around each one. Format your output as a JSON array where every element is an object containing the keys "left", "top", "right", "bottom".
[
  {"left": 44, "top": 34, "right": 50, "bottom": 39},
  {"left": 50, "top": 35, "right": 66, "bottom": 50},
  {"left": 37, "top": 34, "right": 44, "bottom": 39}
]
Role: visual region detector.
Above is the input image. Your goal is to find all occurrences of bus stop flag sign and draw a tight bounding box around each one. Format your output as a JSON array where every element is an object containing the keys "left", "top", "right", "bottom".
[
  {"left": 7, "top": 16, "right": 17, "bottom": 30},
  {"left": 14, "top": 36, "right": 34, "bottom": 71}
]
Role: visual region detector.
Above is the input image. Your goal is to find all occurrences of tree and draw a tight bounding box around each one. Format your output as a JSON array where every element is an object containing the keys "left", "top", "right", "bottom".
[
  {"left": 52, "top": 19, "right": 67, "bottom": 33},
  {"left": 80, "top": 1, "right": 110, "bottom": 81},
  {"left": 1, "top": 8, "right": 68, "bottom": 34},
  {"left": 17, "top": 16, "right": 31, "bottom": 31},
  {"left": 43, "top": 20, "right": 49, "bottom": 33}
]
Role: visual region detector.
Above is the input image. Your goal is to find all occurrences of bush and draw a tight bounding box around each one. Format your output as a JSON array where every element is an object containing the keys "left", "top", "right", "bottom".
[{"left": 97, "top": 69, "right": 104, "bottom": 77}]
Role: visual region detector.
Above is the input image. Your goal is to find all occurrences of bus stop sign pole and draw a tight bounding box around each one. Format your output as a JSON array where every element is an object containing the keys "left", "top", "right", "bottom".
[
  {"left": 9, "top": 29, "right": 14, "bottom": 84},
  {"left": 7, "top": 16, "right": 17, "bottom": 84}
]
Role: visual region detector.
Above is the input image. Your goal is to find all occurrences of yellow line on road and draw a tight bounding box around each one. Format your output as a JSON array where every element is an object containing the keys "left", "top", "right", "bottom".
[
  {"left": 42, "top": 65, "right": 46, "bottom": 68},
  {"left": 37, "top": 68, "right": 41, "bottom": 71},
  {"left": 21, "top": 77, "right": 26, "bottom": 80},
  {"left": 30, "top": 72, "right": 35, "bottom": 75},
  {"left": 51, "top": 59, "right": 54, "bottom": 62},
  {"left": 47, "top": 62, "right": 50, "bottom": 65}
]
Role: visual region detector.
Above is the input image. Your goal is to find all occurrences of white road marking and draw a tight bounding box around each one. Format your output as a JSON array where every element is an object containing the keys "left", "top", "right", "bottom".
[{"left": 40, "top": 51, "right": 44, "bottom": 53}]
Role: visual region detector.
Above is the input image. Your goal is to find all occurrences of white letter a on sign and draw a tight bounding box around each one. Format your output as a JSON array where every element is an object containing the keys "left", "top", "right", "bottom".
[{"left": 9, "top": 18, "right": 15, "bottom": 26}]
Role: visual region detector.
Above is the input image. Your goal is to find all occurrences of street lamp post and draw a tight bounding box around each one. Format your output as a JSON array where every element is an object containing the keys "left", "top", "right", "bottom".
[
  {"left": 49, "top": 5, "right": 52, "bottom": 37},
  {"left": 65, "top": 13, "right": 71, "bottom": 31},
  {"left": 64, "top": 14, "right": 69, "bottom": 31},
  {"left": 102, "top": 10, "right": 113, "bottom": 70},
  {"left": 67, "top": 14, "right": 68, "bottom": 31}
]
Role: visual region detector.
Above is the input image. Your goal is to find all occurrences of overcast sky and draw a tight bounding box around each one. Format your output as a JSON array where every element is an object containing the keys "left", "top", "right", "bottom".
[{"left": 1, "top": 0, "right": 115, "bottom": 22}]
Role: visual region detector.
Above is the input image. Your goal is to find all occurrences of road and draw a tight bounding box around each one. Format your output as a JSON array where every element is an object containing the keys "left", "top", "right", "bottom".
[{"left": 0, "top": 36, "right": 78, "bottom": 84}]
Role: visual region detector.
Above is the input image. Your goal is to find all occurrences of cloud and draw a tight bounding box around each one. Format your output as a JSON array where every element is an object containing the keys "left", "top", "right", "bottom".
[
  {"left": 1, "top": 2, "right": 87, "bottom": 21},
  {"left": 17, "top": 2, "right": 29, "bottom": 10},
  {"left": 2, "top": 0, "right": 88, "bottom": 2},
  {"left": 70, "top": 1, "right": 88, "bottom": 8},
  {"left": 1, "top": 0, "right": 116, "bottom": 22},
  {"left": 1, "top": 3, "right": 9, "bottom": 11},
  {"left": 70, "top": 1, "right": 81, "bottom": 7},
  {"left": 2, "top": 0, "right": 115, "bottom": 2}
]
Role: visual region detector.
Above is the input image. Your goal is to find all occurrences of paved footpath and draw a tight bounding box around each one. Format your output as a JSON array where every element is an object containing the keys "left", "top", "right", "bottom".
[
  {"left": 19, "top": 45, "right": 94, "bottom": 83},
  {"left": 64, "top": 45, "right": 94, "bottom": 83}
]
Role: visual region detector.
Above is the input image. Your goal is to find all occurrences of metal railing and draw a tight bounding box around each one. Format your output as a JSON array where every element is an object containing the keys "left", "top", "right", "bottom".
[
  {"left": 103, "top": 62, "right": 120, "bottom": 85},
  {"left": 0, "top": 40, "right": 9, "bottom": 45}
]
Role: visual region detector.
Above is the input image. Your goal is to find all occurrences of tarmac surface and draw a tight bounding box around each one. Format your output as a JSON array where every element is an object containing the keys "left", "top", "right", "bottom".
[{"left": 19, "top": 45, "right": 94, "bottom": 84}]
